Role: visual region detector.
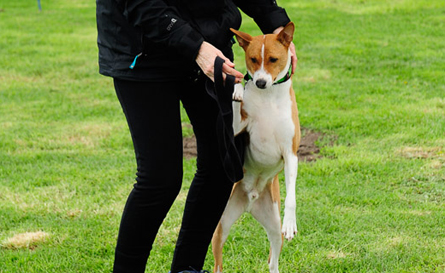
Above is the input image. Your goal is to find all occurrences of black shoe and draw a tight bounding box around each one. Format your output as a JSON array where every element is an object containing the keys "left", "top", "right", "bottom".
[
  {"left": 169, "top": 269, "right": 210, "bottom": 273},
  {"left": 169, "top": 270, "right": 210, "bottom": 273}
]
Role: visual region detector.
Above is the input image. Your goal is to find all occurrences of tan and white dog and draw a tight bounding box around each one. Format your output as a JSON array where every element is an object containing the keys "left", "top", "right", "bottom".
[{"left": 212, "top": 22, "right": 300, "bottom": 273}]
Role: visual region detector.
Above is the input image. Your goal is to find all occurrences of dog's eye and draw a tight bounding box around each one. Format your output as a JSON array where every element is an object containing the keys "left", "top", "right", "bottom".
[
  {"left": 250, "top": 58, "right": 257, "bottom": 64},
  {"left": 269, "top": 57, "right": 278, "bottom": 63}
]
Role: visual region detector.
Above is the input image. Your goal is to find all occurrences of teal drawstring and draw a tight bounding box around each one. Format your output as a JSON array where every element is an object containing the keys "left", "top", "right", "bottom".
[{"left": 129, "top": 53, "right": 143, "bottom": 69}]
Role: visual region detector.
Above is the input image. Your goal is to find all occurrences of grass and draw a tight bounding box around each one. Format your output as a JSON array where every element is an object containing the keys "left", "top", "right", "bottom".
[{"left": 0, "top": 0, "right": 444, "bottom": 272}]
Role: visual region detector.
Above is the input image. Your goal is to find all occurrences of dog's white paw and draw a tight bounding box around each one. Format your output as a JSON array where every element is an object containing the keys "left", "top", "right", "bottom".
[
  {"left": 269, "top": 263, "right": 280, "bottom": 273},
  {"left": 232, "top": 83, "right": 244, "bottom": 102},
  {"left": 282, "top": 215, "right": 297, "bottom": 241}
]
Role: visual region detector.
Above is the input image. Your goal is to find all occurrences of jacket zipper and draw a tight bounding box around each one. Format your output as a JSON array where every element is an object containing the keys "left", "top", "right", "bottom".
[{"left": 129, "top": 52, "right": 143, "bottom": 69}]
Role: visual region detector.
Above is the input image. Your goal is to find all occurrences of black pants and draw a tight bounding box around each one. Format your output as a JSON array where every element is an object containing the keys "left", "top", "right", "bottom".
[{"left": 112, "top": 77, "right": 233, "bottom": 273}]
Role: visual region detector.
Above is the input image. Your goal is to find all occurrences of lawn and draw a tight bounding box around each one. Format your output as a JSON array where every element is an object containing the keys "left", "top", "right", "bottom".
[{"left": 1, "top": 0, "right": 444, "bottom": 272}]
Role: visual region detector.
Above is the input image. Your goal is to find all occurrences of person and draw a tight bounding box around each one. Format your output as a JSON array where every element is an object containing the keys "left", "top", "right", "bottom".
[{"left": 95, "top": 0, "right": 296, "bottom": 272}]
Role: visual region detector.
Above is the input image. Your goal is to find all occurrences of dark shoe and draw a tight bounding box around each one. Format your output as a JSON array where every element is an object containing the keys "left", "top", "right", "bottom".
[{"left": 169, "top": 270, "right": 210, "bottom": 273}]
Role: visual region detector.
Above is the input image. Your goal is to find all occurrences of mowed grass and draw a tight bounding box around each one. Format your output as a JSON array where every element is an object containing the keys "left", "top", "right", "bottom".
[{"left": 1, "top": 0, "right": 444, "bottom": 272}]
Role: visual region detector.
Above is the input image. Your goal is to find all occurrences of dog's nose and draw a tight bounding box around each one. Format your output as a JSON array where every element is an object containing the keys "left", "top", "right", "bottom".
[{"left": 255, "top": 79, "right": 267, "bottom": 89}]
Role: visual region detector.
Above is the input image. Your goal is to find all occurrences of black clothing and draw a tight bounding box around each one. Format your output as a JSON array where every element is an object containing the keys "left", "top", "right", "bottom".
[
  {"left": 113, "top": 77, "right": 234, "bottom": 272},
  {"left": 96, "top": 0, "right": 291, "bottom": 81}
]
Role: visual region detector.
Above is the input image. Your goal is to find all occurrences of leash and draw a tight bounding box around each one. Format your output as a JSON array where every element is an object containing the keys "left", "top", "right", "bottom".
[{"left": 205, "top": 57, "right": 245, "bottom": 183}]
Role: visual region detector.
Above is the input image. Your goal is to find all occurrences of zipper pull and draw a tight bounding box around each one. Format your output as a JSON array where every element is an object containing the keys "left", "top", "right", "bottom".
[{"left": 129, "top": 53, "right": 143, "bottom": 69}]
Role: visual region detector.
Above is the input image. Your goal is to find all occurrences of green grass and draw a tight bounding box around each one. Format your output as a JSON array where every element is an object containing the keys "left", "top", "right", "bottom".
[{"left": 1, "top": 0, "right": 444, "bottom": 272}]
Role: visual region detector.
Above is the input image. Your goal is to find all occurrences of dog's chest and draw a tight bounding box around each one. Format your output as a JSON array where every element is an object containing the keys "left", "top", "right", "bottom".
[{"left": 243, "top": 83, "right": 296, "bottom": 168}]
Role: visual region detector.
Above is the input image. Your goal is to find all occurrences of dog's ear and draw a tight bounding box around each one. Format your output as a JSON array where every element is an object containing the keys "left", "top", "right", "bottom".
[
  {"left": 277, "top": 22, "right": 295, "bottom": 47},
  {"left": 230, "top": 28, "right": 253, "bottom": 49}
]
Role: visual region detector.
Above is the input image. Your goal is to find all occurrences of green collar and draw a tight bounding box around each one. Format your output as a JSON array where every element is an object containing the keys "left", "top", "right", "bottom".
[{"left": 244, "top": 63, "right": 293, "bottom": 85}]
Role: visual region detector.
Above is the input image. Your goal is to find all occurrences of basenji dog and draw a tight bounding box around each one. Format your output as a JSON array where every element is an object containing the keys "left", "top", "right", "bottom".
[{"left": 211, "top": 22, "right": 300, "bottom": 273}]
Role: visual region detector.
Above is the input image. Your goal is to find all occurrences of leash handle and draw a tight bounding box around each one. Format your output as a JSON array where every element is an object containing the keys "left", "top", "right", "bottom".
[{"left": 214, "top": 57, "right": 235, "bottom": 112}]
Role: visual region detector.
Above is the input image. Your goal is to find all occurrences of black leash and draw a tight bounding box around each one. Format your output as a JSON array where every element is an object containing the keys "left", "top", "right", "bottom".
[{"left": 205, "top": 56, "right": 245, "bottom": 183}]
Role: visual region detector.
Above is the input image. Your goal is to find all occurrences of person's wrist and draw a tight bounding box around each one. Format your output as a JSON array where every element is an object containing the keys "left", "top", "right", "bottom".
[
  {"left": 195, "top": 41, "right": 205, "bottom": 60},
  {"left": 273, "top": 26, "right": 284, "bottom": 35}
]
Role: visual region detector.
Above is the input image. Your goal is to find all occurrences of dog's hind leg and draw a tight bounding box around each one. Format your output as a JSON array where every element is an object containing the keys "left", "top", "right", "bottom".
[
  {"left": 212, "top": 222, "right": 225, "bottom": 273},
  {"left": 251, "top": 178, "right": 282, "bottom": 273},
  {"left": 212, "top": 183, "right": 247, "bottom": 273}
]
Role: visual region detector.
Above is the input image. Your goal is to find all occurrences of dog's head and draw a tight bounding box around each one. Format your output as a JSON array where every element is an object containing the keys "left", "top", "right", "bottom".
[{"left": 231, "top": 22, "right": 294, "bottom": 89}]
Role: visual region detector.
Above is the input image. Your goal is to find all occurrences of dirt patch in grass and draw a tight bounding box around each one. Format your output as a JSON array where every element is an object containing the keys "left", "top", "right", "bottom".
[
  {"left": 399, "top": 147, "right": 443, "bottom": 159},
  {"left": 183, "top": 135, "right": 198, "bottom": 159},
  {"left": 327, "top": 250, "right": 347, "bottom": 259},
  {"left": 2, "top": 231, "right": 50, "bottom": 250},
  {"left": 183, "top": 128, "right": 326, "bottom": 161},
  {"left": 298, "top": 129, "right": 325, "bottom": 162}
]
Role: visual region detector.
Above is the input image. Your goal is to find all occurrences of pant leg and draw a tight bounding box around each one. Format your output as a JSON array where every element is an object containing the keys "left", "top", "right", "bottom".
[
  {"left": 170, "top": 78, "right": 234, "bottom": 272},
  {"left": 113, "top": 79, "right": 184, "bottom": 273}
]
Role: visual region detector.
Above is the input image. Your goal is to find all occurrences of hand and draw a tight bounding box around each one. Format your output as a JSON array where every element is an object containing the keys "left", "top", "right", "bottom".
[
  {"left": 288, "top": 42, "right": 297, "bottom": 75},
  {"left": 273, "top": 27, "right": 298, "bottom": 75},
  {"left": 196, "top": 41, "right": 244, "bottom": 83}
]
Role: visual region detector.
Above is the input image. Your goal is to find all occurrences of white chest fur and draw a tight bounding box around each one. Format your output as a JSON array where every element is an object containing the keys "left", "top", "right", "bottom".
[{"left": 241, "top": 80, "right": 296, "bottom": 190}]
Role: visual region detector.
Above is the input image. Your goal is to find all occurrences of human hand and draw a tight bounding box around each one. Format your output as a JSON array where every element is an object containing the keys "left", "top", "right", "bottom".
[
  {"left": 196, "top": 41, "right": 244, "bottom": 83},
  {"left": 273, "top": 26, "right": 298, "bottom": 75},
  {"left": 288, "top": 42, "right": 297, "bottom": 75}
]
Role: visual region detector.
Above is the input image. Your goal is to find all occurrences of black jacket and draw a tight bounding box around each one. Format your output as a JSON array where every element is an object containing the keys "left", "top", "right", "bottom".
[{"left": 96, "top": 0, "right": 291, "bottom": 81}]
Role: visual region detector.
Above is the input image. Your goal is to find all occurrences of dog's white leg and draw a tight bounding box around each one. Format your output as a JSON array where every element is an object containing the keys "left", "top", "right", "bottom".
[
  {"left": 232, "top": 83, "right": 244, "bottom": 102},
  {"left": 282, "top": 153, "right": 298, "bottom": 241},
  {"left": 251, "top": 183, "right": 282, "bottom": 273},
  {"left": 212, "top": 183, "right": 247, "bottom": 273},
  {"left": 232, "top": 84, "right": 248, "bottom": 136}
]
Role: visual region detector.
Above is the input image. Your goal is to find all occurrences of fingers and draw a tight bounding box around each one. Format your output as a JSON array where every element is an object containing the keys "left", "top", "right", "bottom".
[
  {"left": 221, "top": 56, "right": 235, "bottom": 68},
  {"left": 289, "top": 42, "right": 297, "bottom": 75},
  {"left": 222, "top": 63, "right": 244, "bottom": 83},
  {"left": 196, "top": 41, "right": 243, "bottom": 83}
]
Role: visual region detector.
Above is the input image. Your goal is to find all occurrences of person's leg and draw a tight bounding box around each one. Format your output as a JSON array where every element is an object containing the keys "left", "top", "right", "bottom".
[
  {"left": 113, "top": 78, "right": 184, "bottom": 273},
  {"left": 170, "top": 78, "right": 234, "bottom": 272}
]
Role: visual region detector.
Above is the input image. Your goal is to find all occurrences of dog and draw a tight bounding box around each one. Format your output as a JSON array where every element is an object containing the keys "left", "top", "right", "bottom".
[{"left": 211, "top": 22, "right": 300, "bottom": 273}]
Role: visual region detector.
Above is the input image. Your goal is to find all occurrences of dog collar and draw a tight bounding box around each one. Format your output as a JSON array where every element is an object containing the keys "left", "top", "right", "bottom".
[
  {"left": 275, "top": 63, "right": 293, "bottom": 85},
  {"left": 244, "top": 72, "right": 253, "bottom": 82},
  {"left": 244, "top": 63, "right": 293, "bottom": 85}
]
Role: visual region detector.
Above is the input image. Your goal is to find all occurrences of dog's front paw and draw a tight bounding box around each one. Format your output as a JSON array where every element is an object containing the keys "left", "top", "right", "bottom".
[
  {"left": 232, "top": 83, "right": 244, "bottom": 102},
  {"left": 282, "top": 215, "right": 297, "bottom": 241}
]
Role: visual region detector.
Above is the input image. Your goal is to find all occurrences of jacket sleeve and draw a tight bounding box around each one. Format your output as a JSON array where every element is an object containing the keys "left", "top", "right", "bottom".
[
  {"left": 234, "top": 0, "right": 291, "bottom": 34},
  {"left": 122, "top": 0, "right": 204, "bottom": 62}
]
